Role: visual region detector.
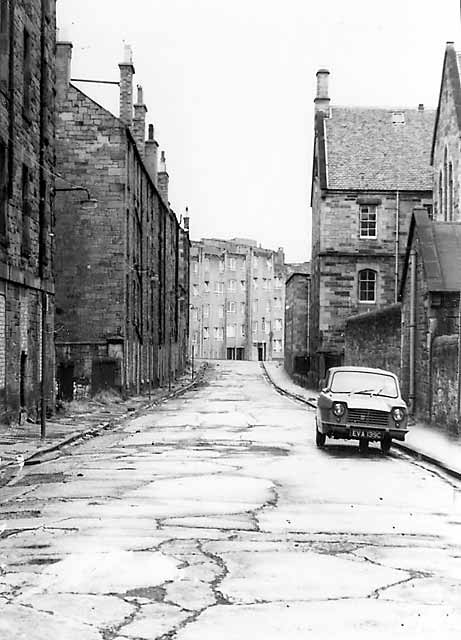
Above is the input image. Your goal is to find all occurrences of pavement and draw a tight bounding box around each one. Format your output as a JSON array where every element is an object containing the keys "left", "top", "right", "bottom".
[
  {"left": 0, "top": 365, "right": 205, "bottom": 486},
  {"left": 263, "top": 360, "right": 461, "bottom": 480}
]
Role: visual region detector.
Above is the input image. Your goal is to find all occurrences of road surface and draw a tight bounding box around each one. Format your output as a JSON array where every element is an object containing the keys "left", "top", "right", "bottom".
[{"left": 1, "top": 361, "right": 460, "bottom": 639}]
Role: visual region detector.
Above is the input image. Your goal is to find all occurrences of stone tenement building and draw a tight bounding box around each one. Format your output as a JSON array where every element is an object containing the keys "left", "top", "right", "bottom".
[
  {"left": 284, "top": 265, "right": 310, "bottom": 380},
  {"left": 432, "top": 42, "right": 461, "bottom": 221},
  {"left": 0, "top": 0, "right": 56, "bottom": 423},
  {"left": 54, "top": 41, "right": 189, "bottom": 398},
  {"left": 190, "top": 238, "right": 286, "bottom": 361},
  {"left": 309, "top": 69, "right": 434, "bottom": 383}
]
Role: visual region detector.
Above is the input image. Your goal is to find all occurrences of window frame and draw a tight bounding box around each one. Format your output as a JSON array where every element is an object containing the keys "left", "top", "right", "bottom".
[
  {"left": 358, "top": 269, "right": 377, "bottom": 304},
  {"left": 359, "top": 205, "right": 377, "bottom": 239}
]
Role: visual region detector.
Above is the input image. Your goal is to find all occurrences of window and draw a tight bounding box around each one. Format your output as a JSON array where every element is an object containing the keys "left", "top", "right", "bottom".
[
  {"left": 261, "top": 317, "right": 266, "bottom": 332},
  {"left": 252, "top": 321, "right": 258, "bottom": 333},
  {"left": 203, "top": 327, "right": 209, "bottom": 339},
  {"left": 218, "top": 305, "right": 224, "bottom": 319},
  {"left": 192, "top": 331, "right": 198, "bottom": 343},
  {"left": 227, "top": 324, "right": 236, "bottom": 338},
  {"left": 192, "top": 261, "right": 199, "bottom": 274},
  {"left": 274, "top": 276, "right": 282, "bottom": 289},
  {"left": 262, "top": 278, "right": 267, "bottom": 290},
  {"left": 228, "top": 256, "right": 236, "bottom": 271},
  {"left": 438, "top": 171, "right": 443, "bottom": 220},
  {"left": 273, "top": 339, "right": 282, "bottom": 353},
  {"left": 253, "top": 277, "right": 258, "bottom": 289},
  {"left": 203, "top": 304, "right": 210, "bottom": 318},
  {"left": 226, "top": 301, "right": 236, "bottom": 313},
  {"left": 0, "top": 140, "right": 7, "bottom": 237},
  {"left": 23, "top": 28, "right": 31, "bottom": 115},
  {"left": 392, "top": 111, "right": 405, "bottom": 125},
  {"left": 448, "top": 161, "right": 453, "bottom": 221},
  {"left": 253, "top": 256, "right": 258, "bottom": 270},
  {"left": 240, "top": 324, "right": 246, "bottom": 337},
  {"left": 358, "top": 269, "right": 377, "bottom": 303},
  {"left": 275, "top": 318, "right": 282, "bottom": 332},
  {"left": 359, "top": 205, "right": 377, "bottom": 238},
  {"left": 253, "top": 300, "right": 258, "bottom": 313},
  {"left": 193, "top": 284, "right": 199, "bottom": 296},
  {"left": 240, "top": 280, "right": 246, "bottom": 290},
  {"left": 204, "top": 281, "right": 210, "bottom": 292},
  {"left": 266, "top": 258, "right": 272, "bottom": 271},
  {"left": 192, "top": 307, "right": 198, "bottom": 321},
  {"left": 228, "top": 279, "right": 237, "bottom": 292},
  {"left": 21, "top": 166, "right": 31, "bottom": 256},
  {"left": 214, "top": 327, "right": 224, "bottom": 341},
  {"left": 265, "top": 301, "right": 271, "bottom": 314},
  {"left": 274, "top": 298, "right": 281, "bottom": 310},
  {"left": 204, "top": 257, "right": 210, "bottom": 271},
  {"left": 214, "top": 281, "right": 224, "bottom": 294},
  {"left": 219, "top": 259, "right": 225, "bottom": 273},
  {"left": 240, "top": 302, "right": 245, "bottom": 315},
  {"left": 423, "top": 204, "right": 433, "bottom": 220},
  {"left": 443, "top": 147, "right": 448, "bottom": 221}
]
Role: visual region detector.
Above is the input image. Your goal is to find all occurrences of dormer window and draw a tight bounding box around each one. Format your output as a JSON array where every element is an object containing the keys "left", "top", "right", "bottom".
[
  {"left": 392, "top": 111, "right": 405, "bottom": 125},
  {"left": 359, "top": 205, "right": 377, "bottom": 238}
]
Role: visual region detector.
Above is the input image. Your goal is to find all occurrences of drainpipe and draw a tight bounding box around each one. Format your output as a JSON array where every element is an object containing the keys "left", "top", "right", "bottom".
[
  {"left": 394, "top": 191, "right": 400, "bottom": 303},
  {"left": 408, "top": 249, "right": 417, "bottom": 413},
  {"left": 428, "top": 312, "right": 437, "bottom": 421}
]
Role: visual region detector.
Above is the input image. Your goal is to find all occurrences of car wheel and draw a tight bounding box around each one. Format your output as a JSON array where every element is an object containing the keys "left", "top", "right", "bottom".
[
  {"left": 381, "top": 435, "right": 392, "bottom": 454},
  {"left": 316, "top": 427, "right": 326, "bottom": 448},
  {"left": 358, "top": 438, "right": 369, "bottom": 453}
]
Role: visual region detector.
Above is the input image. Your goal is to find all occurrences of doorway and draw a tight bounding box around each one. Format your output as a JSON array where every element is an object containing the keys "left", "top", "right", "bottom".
[
  {"left": 20, "top": 351, "right": 27, "bottom": 407},
  {"left": 257, "top": 343, "right": 266, "bottom": 361}
]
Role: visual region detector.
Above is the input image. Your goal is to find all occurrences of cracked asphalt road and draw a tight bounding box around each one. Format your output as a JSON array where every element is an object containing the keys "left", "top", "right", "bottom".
[{"left": 1, "top": 361, "right": 461, "bottom": 639}]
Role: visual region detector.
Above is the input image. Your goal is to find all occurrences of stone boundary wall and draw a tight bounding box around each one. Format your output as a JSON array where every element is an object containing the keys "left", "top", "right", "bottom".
[
  {"left": 344, "top": 304, "right": 401, "bottom": 378},
  {"left": 431, "top": 335, "right": 459, "bottom": 437}
]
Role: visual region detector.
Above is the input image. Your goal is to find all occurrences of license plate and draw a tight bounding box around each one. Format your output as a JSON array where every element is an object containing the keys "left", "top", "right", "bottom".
[{"left": 350, "top": 429, "right": 382, "bottom": 440}]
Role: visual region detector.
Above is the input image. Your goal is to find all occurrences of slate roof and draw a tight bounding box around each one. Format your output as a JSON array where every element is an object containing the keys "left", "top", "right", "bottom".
[
  {"left": 320, "top": 107, "right": 435, "bottom": 191},
  {"left": 400, "top": 209, "right": 461, "bottom": 296}
]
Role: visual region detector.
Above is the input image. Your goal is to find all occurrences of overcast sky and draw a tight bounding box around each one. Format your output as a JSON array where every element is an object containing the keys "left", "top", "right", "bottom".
[{"left": 57, "top": 0, "right": 460, "bottom": 262}]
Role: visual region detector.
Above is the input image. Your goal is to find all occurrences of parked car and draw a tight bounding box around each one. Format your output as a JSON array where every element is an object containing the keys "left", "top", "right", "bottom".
[{"left": 316, "top": 366, "right": 408, "bottom": 453}]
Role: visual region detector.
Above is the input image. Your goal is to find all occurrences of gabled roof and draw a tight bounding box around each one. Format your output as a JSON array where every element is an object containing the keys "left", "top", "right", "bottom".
[
  {"left": 431, "top": 43, "right": 461, "bottom": 162},
  {"left": 315, "top": 106, "right": 434, "bottom": 191},
  {"left": 399, "top": 209, "right": 461, "bottom": 297}
]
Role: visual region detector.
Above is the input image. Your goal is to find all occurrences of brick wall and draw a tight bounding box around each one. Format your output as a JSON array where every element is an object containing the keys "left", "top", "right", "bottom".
[
  {"left": 344, "top": 304, "right": 401, "bottom": 376},
  {"left": 0, "top": 1, "right": 56, "bottom": 423}
]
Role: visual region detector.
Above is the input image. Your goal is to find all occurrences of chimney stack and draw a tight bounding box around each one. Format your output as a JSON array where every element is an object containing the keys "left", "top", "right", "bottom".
[
  {"left": 56, "top": 40, "right": 73, "bottom": 102},
  {"left": 144, "top": 123, "right": 159, "bottom": 185},
  {"left": 118, "top": 44, "right": 135, "bottom": 127},
  {"left": 314, "top": 68, "right": 330, "bottom": 115},
  {"left": 183, "top": 207, "right": 190, "bottom": 231},
  {"left": 418, "top": 103, "right": 424, "bottom": 112},
  {"left": 133, "top": 84, "right": 147, "bottom": 156},
  {"left": 157, "top": 150, "right": 169, "bottom": 205}
]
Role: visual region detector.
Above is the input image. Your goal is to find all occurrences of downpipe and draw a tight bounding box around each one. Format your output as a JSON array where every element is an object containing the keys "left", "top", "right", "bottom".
[{"left": 408, "top": 249, "right": 416, "bottom": 414}]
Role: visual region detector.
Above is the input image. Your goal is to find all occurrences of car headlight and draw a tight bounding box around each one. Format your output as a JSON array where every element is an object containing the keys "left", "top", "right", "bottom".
[
  {"left": 332, "top": 402, "right": 346, "bottom": 417},
  {"left": 391, "top": 407, "right": 405, "bottom": 422}
]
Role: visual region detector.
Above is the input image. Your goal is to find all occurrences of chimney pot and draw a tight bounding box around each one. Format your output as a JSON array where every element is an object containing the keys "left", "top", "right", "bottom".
[
  {"left": 148, "top": 124, "right": 154, "bottom": 141},
  {"left": 418, "top": 103, "right": 424, "bottom": 111},
  {"left": 136, "top": 84, "right": 143, "bottom": 104}
]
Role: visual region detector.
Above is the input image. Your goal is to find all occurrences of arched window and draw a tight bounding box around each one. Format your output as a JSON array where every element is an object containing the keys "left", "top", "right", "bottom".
[
  {"left": 438, "top": 171, "right": 443, "bottom": 220},
  {"left": 448, "top": 161, "right": 454, "bottom": 221},
  {"left": 358, "top": 269, "right": 377, "bottom": 303},
  {"left": 443, "top": 147, "right": 448, "bottom": 221}
]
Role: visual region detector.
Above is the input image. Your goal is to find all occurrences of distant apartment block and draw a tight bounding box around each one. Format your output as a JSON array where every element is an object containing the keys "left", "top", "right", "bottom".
[{"left": 190, "top": 238, "right": 286, "bottom": 361}]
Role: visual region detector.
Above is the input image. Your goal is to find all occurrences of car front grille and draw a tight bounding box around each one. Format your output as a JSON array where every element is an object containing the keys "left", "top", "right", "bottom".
[{"left": 347, "top": 408, "right": 389, "bottom": 427}]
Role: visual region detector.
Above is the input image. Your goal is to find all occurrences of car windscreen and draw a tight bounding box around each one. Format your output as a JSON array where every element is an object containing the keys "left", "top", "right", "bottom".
[{"left": 329, "top": 371, "right": 398, "bottom": 398}]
